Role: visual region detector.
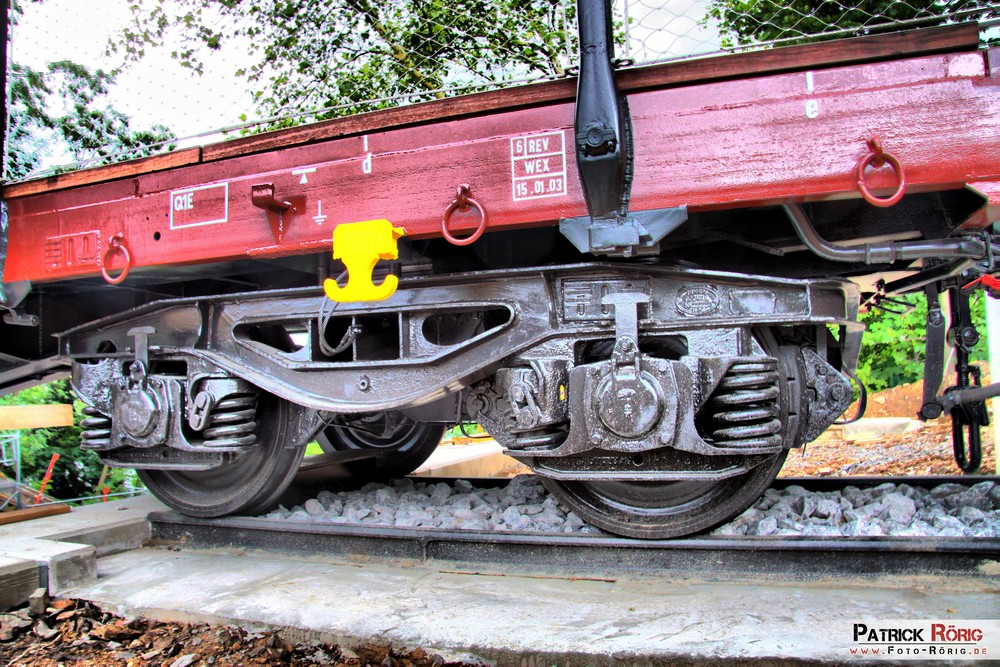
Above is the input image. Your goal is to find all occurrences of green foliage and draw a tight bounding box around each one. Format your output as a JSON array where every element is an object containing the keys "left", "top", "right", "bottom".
[
  {"left": 6, "top": 6, "right": 176, "bottom": 180},
  {"left": 0, "top": 380, "right": 139, "bottom": 501},
  {"left": 706, "top": 0, "right": 995, "bottom": 48},
  {"left": 855, "top": 292, "right": 988, "bottom": 393},
  {"left": 112, "top": 0, "right": 576, "bottom": 125}
]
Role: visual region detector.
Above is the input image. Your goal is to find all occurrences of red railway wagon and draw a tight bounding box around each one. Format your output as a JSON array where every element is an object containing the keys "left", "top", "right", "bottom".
[{"left": 1, "top": 1, "right": 998, "bottom": 537}]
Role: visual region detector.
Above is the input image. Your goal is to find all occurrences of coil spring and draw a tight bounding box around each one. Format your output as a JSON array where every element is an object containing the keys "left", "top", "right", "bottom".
[
  {"left": 706, "top": 359, "right": 783, "bottom": 449},
  {"left": 202, "top": 393, "right": 258, "bottom": 448},
  {"left": 80, "top": 406, "right": 113, "bottom": 451}
]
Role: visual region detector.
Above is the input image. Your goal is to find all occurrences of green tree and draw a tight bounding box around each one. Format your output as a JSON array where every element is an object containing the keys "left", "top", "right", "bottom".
[
  {"left": 111, "top": 0, "right": 576, "bottom": 124},
  {"left": 706, "top": 0, "right": 994, "bottom": 48},
  {"left": 5, "top": 3, "right": 176, "bottom": 180},
  {"left": 855, "top": 292, "right": 988, "bottom": 393},
  {"left": 0, "top": 380, "right": 137, "bottom": 500}
]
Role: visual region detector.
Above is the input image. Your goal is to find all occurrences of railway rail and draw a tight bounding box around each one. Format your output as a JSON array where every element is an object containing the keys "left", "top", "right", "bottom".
[{"left": 148, "top": 475, "right": 1000, "bottom": 579}]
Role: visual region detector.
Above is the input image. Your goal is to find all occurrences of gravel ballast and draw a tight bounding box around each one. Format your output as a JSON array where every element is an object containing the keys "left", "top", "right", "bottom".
[{"left": 263, "top": 476, "right": 1000, "bottom": 538}]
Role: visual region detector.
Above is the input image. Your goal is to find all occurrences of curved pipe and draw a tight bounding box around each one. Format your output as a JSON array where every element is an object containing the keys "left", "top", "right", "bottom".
[{"left": 782, "top": 204, "right": 987, "bottom": 264}]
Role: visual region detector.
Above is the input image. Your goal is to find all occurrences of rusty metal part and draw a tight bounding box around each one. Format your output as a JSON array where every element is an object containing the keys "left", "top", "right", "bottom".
[
  {"left": 100, "top": 234, "right": 132, "bottom": 285},
  {"left": 855, "top": 136, "right": 906, "bottom": 207},
  {"left": 441, "top": 184, "right": 487, "bottom": 246},
  {"left": 251, "top": 183, "right": 303, "bottom": 243}
]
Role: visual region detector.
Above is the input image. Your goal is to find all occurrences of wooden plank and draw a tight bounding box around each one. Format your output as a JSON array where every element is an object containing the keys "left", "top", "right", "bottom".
[
  {"left": 0, "top": 503, "right": 71, "bottom": 526},
  {"left": 2, "top": 148, "right": 202, "bottom": 200},
  {"left": 0, "top": 24, "right": 978, "bottom": 197},
  {"left": 0, "top": 404, "right": 74, "bottom": 430}
]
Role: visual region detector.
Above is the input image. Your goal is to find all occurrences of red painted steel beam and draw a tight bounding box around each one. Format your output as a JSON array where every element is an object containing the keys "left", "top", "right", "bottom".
[{"left": 4, "top": 48, "right": 998, "bottom": 284}]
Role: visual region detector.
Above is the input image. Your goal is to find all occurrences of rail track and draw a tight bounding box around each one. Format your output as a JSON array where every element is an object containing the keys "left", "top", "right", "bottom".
[{"left": 149, "top": 475, "right": 1000, "bottom": 579}]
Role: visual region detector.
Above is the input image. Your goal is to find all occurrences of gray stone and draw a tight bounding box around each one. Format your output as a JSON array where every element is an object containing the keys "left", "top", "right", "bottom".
[
  {"left": 429, "top": 483, "right": 452, "bottom": 504},
  {"left": 304, "top": 499, "right": 324, "bottom": 516},
  {"left": 881, "top": 493, "right": 916, "bottom": 524},
  {"left": 501, "top": 506, "right": 522, "bottom": 526},
  {"left": 945, "top": 489, "right": 993, "bottom": 512},
  {"left": 930, "top": 483, "right": 968, "bottom": 499},
  {"left": 563, "top": 512, "right": 586, "bottom": 532},
  {"left": 791, "top": 494, "right": 818, "bottom": 518},
  {"left": 813, "top": 498, "right": 840, "bottom": 520},
  {"left": 802, "top": 525, "right": 842, "bottom": 537},
  {"left": 844, "top": 519, "right": 884, "bottom": 537},
  {"left": 768, "top": 501, "right": 796, "bottom": 519},
  {"left": 374, "top": 488, "right": 397, "bottom": 504},
  {"left": 754, "top": 516, "right": 778, "bottom": 536},
  {"left": 932, "top": 514, "right": 967, "bottom": 534},
  {"left": 731, "top": 508, "right": 765, "bottom": 530},
  {"left": 958, "top": 506, "right": 987, "bottom": 524},
  {"left": 454, "top": 479, "right": 474, "bottom": 492}
]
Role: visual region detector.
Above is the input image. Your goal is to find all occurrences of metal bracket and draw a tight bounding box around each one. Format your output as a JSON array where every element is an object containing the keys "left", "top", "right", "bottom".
[
  {"left": 251, "top": 183, "right": 304, "bottom": 244},
  {"left": 127, "top": 326, "right": 156, "bottom": 367},
  {"left": 2, "top": 306, "right": 38, "bottom": 327},
  {"left": 918, "top": 284, "right": 947, "bottom": 420},
  {"left": 560, "top": 206, "right": 687, "bottom": 257}
]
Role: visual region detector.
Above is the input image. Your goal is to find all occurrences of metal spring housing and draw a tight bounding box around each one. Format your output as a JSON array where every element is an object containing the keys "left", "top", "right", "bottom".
[
  {"left": 706, "top": 359, "right": 783, "bottom": 448},
  {"left": 80, "top": 406, "right": 113, "bottom": 451},
  {"left": 202, "top": 394, "right": 258, "bottom": 448}
]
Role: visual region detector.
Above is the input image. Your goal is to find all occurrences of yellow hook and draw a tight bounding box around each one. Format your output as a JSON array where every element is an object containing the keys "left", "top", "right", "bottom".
[{"left": 324, "top": 219, "right": 407, "bottom": 303}]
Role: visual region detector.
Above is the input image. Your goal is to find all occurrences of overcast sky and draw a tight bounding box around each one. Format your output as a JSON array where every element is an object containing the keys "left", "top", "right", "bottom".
[{"left": 14, "top": 0, "right": 255, "bottom": 144}]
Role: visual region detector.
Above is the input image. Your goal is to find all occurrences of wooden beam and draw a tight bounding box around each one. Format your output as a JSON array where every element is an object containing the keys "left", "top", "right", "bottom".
[
  {"left": 0, "top": 503, "right": 71, "bottom": 525},
  {"left": 1, "top": 147, "right": 202, "bottom": 200},
  {"left": 0, "top": 404, "right": 74, "bottom": 430}
]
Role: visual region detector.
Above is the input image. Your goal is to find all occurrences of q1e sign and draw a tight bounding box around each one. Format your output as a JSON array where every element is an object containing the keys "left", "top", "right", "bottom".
[
  {"left": 510, "top": 131, "right": 567, "bottom": 201},
  {"left": 169, "top": 183, "right": 230, "bottom": 229}
]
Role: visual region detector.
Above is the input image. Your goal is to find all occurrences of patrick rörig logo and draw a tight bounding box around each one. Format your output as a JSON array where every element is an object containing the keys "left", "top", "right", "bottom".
[{"left": 846, "top": 621, "right": 995, "bottom": 659}]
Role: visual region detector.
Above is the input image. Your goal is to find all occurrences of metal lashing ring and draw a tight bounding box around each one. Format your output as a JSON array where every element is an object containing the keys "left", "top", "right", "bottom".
[
  {"left": 441, "top": 183, "right": 487, "bottom": 246},
  {"left": 101, "top": 233, "right": 132, "bottom": 285},
  {"left": 855, "top": 136, "right": 906, "bottom": 208}
]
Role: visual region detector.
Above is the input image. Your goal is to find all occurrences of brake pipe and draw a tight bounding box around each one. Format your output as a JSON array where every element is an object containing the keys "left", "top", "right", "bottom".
[{"left": 783, "top": 203, "right": 988, "bottom": 264}]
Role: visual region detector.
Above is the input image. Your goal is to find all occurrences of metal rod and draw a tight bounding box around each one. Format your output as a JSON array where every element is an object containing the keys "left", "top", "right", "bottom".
[{"left": 782, "top": 203, "right": 987, "bottom": 264}]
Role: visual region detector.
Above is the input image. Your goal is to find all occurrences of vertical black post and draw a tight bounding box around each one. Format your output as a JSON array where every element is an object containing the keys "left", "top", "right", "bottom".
[{"left": 574, "top": 0, "right": 626, "bottom": 220}]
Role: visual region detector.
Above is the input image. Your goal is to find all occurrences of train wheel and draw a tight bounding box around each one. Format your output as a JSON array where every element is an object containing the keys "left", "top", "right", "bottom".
[
  {"left": 317, "top": 412, "right": 445, "bottom": 479},
  {"left": 138, "top": 394, "right": 305, "bottom": 517},
  {"left": 540, "top": 450, "right": 787, "bottom": 539}
]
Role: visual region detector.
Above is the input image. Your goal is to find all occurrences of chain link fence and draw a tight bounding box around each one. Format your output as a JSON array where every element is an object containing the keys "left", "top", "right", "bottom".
[{"left": 4, "top": 0, "right": 997, "bottom": 180}]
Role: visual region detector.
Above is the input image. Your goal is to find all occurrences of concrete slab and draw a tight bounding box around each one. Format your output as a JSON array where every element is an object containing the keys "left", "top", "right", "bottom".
[
  {"left": 0, "top": 494, "right": 164, "bottom": 556},
  {"left": 0, "top": 538, "right": 94, "bottom": 595},
  {"left": 841, "top": 417, "right": 924, "bottom": 442},
  {"left": 414, "top": 441, "right": 524, "bottom": 477},
  {"left": 0, "top": 555, "right": 41, "bottom": 610},
  {"left": 69, "top": 546, "right": 1000, "bottom": 665},
  {"left": 0, "top": 494, "right": 165, "bottom": 604}
]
